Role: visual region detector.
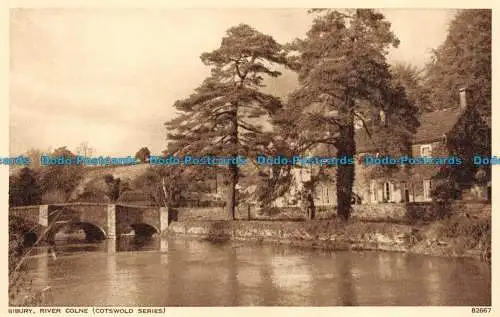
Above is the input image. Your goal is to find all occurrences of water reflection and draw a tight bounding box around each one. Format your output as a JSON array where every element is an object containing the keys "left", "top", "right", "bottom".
[
  {"left": 117, "top": 235, "right": 160, "bottom": 252},
  {"left": 270, "top": 255, "right": 313, "bottom": 305},
  {"left": 335, "top": 254, "right": 357, "bottom": 306},
  {"left": 19, "top": 236, "right": 491, "bottom": 307}
]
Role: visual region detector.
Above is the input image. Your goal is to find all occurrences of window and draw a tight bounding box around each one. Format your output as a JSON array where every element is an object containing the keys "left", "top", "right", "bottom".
[
  {"left": 300, "top": 166, "right": 312, "bottom": 182},
  {"left": 401, "top": 182, "right": 410, "bottom": 203},
  {"left": 298, "top": 168, "right": 303, "bottom": 182},
  {"left": 423, "top": 179, "right": 432, "bottom": 201},
  {"left": 370, "top": 180, "right": 377, "bottom": 203},
  {"left": 379, "top": 110, "right": 386, "bottom": 125},
  {"left": 420, "top": 144, "right": 432, "bottom": 157},
  {"left": 383, "top": 182, "right": 392, "bottom": 202}
]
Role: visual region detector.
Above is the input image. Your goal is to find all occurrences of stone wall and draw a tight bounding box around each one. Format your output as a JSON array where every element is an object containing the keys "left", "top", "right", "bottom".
[
  {"left": 450, "top": 201, "right": 491, "bottom": 215},
  {"left": 168, "top": 220, "right": 413, "bottom": 253},
  {"left": 406, "top": 201, "right": 491, "bottom": 223},
  {"left": 9, "top": 205, "right": 42, "bottom": 226},
  {"left": 351, "top": 203, "right": 406, "bottom": 222},
  {"left": 171, "top": 205, "right": 337, "bottom": 221},
  {"left": 250, "top": 206, "right": 335, "bottom": 220},
  {"left": 170, "top": 207, "right": 227, "bottom": 221},
  {"left": 171, "top": 201, "right": 490, "bottom": 223},
  {"left": 351, "top": 201, "right": 490, "bottom": 223},
  {"left": 167, "top": 215, "right": 491, "bottom": 261}
]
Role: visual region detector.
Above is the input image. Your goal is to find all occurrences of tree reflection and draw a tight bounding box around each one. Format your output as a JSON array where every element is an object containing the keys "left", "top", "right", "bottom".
[
  {"left": 227, "top": 247, "right": 240, "bottom": 306},
  {"left": 335, "top": 254, "right": 357, "bottom": 306}
]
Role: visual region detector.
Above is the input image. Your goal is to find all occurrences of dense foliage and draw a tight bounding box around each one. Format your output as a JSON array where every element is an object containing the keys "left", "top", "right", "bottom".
[
  {"left": 135, "top": 147, "right": 151, "bottom": 163},
  {"left": 427, "top": 10, "right": 492, "bottom": 199},
  {"left": 279, "top": 9, "right": 418, "bottom": 219},
  {"left": 165, "top": 24, "right": 291, "bottom": 219},
  {"left": 9, "top": 167, "right": 41, "bottom": 207},
  {"left": 424, "top": 10, "right": 491, "bottom": 121}
]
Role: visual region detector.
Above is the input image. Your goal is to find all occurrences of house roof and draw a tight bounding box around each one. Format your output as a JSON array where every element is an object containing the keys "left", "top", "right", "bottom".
[
  {"left": 356, "top": 107, "right": 463, "bottom": 153},
  {"left": 413, "top": 108, "right": 463, "bottom": 143}
]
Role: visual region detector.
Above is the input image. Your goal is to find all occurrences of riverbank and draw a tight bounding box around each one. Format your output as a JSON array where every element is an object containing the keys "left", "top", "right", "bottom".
[{"left": 167, "top": 214, "right": 491, "bottom": 262}]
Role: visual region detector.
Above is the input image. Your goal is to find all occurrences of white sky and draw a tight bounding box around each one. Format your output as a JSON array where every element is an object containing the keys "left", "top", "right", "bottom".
[{"left": 9, "top": 8, "right": 457, "bottom": 156}]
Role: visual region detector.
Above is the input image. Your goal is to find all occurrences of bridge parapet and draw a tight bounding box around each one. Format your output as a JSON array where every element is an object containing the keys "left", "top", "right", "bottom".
[
  {"left": 10, "top": 203, "right": 167, "bottom": 244},
  {"left": 10, "top": 205, "right": 45, "bottom": 226}
]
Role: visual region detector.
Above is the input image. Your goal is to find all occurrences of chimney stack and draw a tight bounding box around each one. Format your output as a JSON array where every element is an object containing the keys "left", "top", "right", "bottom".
[{"left": 459, "top": 87, "right": 469, "bottom": 111}]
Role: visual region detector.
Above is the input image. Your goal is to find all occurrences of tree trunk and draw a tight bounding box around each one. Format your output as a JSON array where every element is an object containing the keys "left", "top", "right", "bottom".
[
  {"left": 306, "top": 191, "right": 316, "bottom": 220},
  {"left": 336, "top": 121, "right": 356, "bottom": 221},
  {"left": 226, "top": 163, "right": 238, "bottom": 220},
  {"left": 309, "top": 204, "right": 316, "bottom": 220},
  {"left": 226, "top": 106, "right": 239, "bottom": 220}
]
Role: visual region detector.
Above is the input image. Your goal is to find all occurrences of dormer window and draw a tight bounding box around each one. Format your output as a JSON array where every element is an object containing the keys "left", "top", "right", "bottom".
[{"left": 420, "top": 144, "right": 432, "bottom": 157}]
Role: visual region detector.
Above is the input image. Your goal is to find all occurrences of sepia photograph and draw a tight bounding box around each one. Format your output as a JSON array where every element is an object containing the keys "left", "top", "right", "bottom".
[{"left": 6, "top": 5, "right": 492, "bottom": 311}]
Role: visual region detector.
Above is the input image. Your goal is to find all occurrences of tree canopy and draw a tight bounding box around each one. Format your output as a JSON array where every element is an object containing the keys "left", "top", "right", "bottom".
[
  {"left": 426, "top": 10, "right": 492, "bottom": 199},
  {"left": 279, "top": 9, "right": 419, "bottom": 219},
  {"left": 390, "top": 63, "right": 431, "bottom": 114},
  {"left": 9, "top": 167, "right": 41, "bottom": 207},
  {"left": 165, "top": 24, "right": 291, "bottom": 219},
  {"left": 424, "top": 9, "right": 491, "bottom": 122},
  {"left": 135, "top": 147, "right": 151, "bottom": 163},
  {"left": 39, "top": 147, "right": 84, "bottom": 202}
]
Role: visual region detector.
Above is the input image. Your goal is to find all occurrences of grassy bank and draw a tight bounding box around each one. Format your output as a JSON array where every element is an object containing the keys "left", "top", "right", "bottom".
[
  {"left": 167, "top": 214, "right": 491, "bottom": 262},
  {"left": 9, "top": 234, "right": 45, "bottom": 306}
]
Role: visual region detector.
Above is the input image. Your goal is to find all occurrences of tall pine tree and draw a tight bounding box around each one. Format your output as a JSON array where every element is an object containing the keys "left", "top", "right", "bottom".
[
  {"left": 284, "top": 9, "right": 418, "bottom": 220},
  {"left": 166, "top": 24, "right": 290, "bottom": 219}
]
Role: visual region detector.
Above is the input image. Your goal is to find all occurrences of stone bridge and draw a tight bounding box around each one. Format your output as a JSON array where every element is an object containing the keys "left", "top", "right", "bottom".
[{"left": 9, "top": 203, "right": 170, "bottom": 251}]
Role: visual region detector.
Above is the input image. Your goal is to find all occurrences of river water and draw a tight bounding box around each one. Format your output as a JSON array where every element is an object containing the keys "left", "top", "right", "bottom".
[{"left": 22, "top": 236, "right": 491, "bottom": 306}]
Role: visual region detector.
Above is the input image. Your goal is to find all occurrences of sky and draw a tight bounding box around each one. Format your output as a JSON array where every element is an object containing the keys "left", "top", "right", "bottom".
[{"left": 9, "top": 8, "right": 457, "bottom": 156}]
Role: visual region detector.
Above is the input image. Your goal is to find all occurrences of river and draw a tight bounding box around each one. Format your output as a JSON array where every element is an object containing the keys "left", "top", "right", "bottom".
[{"left": 21, "top": 236, "right": 491, "bottom": 306}]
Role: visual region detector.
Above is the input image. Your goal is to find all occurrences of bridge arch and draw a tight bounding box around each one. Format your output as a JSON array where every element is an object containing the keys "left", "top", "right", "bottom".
[
  {"left": 23, "top": 232, "right": 38, "bottom": 247},
  {"left": 51, "top": 221, "right": 107, "bottom": 243},
  {"left": 129, "top": 223, "right": 160, "bottom": 237}
]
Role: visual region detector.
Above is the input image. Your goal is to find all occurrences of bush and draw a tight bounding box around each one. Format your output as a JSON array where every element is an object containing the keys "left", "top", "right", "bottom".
[
  {"left": 9, "top": 230, "right": 44, "bottom": 306},
  {"left": 404, "top": 202, "right": 452, "bottom": 224},
  {"left": 76, "top": 186, "right": 110, "bottom": 203},
  {"left": 9, "top": 168, "right": 42, "bottom": 207},
  {"left": 403, "top": 228, "right": 424, "bottom": 247},
  {"left": 437, "top": 216, "right": 491, "bottom": 254}
]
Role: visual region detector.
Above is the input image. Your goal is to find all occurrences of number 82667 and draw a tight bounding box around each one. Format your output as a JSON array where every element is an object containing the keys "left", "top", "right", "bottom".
[{"left": 472, "top": 307, "right": 491, "bottom": 313}]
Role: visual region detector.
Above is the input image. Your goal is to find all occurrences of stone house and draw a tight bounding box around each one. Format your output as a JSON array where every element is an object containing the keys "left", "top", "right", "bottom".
[
  {"left": 354, "top": 87, "right": 492, "bottom": 204},
  {"left": 276, "top": 88, "right": 490, "bottom": 208},
  {"left": 354, "top": 106, "right": 464, "bottom": 204}
]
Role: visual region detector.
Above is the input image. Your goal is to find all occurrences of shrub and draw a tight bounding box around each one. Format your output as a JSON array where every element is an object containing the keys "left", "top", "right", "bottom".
[
  {"left": 404, "top": 202, "right": 452, "bottom": 224},
  {"left": 438, "top": 216, "right": 491, "bottom": 251},
  {"left": 9, "top": 230, "right": 44, "bottom": 306}
]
